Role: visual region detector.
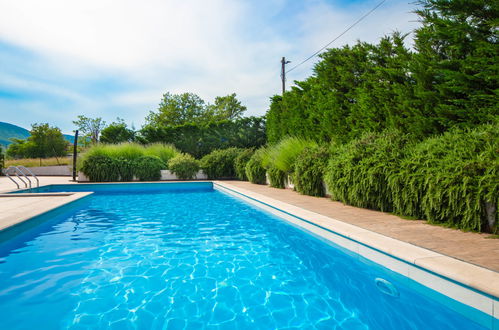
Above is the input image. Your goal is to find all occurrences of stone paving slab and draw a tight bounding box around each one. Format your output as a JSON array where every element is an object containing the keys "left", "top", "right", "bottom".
[{"left": 219, "top": 181, "right": 499, "bottom": 273}]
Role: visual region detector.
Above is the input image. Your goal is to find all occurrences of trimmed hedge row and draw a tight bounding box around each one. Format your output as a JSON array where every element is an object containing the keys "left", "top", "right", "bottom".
[
  {"left": 81, "top": 154, "right": 166, "bottom": 182},
  {"left": 237, "top": 125, "right": 497, "bottom": 233}
]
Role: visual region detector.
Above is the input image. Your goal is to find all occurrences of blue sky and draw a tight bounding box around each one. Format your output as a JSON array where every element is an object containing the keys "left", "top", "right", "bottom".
[{"left": 0, "top": 0, "right": 419, "bottom": 133}]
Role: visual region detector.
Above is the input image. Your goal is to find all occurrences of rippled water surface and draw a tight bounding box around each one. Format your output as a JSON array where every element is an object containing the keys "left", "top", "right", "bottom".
[{"left": 0, "top": 183, "right": 490, "bottom": 329}]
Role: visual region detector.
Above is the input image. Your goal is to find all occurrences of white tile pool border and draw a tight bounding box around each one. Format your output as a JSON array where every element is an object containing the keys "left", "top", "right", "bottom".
[{"left": 214, "top": 181, "right": 499, "bottom": 327}]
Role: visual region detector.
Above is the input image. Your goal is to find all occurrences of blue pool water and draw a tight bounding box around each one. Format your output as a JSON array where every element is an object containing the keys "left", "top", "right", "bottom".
[{"left": 0, "top": 183, "right": 494, "bottom": 329}]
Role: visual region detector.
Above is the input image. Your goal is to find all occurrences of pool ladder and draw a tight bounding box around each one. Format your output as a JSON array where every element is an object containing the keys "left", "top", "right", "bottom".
[{"left": 3, "top": 166, "right": 39, "bottom": 190}]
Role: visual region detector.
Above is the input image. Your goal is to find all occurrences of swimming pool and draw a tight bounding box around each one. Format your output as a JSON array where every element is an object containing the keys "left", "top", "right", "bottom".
[{"left": 1, "top": 182, "right": 496, "bottom": 329}]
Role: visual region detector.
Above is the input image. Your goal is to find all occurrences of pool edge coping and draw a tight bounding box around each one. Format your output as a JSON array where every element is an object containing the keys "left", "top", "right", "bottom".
[
  {"left": 0, "top": 192, "right": 94, "bottom": 232},
  {"left": 213, "top": 181, "right": 499, "bottom": 316}
]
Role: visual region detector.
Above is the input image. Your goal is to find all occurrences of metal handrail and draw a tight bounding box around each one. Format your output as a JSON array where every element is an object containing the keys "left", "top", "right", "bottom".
[
  {"left": 15, "top": 167, "right": 32, "bottom": 189},
  {"left": 4, "top": 169, "right": 20, "bottom": 189},
  {"left": 4, "top": 166, "right": 39, "bottom": 190},
  {"left": 17, "top": 166, "right": 39, "bottom": 188}
]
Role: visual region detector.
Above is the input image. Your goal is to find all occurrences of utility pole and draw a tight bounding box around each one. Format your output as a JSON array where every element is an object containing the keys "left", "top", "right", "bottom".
[{"left": 281, "top": 57, "right": 290, "bottom": 96}]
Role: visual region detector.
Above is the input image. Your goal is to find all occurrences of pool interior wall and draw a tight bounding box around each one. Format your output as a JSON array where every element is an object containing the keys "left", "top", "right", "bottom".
[{"left": 1, "top": 182, "right": 497, "bottom": 329}]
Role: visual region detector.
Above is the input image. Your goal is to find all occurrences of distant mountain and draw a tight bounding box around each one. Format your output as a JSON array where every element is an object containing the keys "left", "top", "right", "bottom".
[{"left": 0, "top": 122, "right": 75, "bottom": 147}]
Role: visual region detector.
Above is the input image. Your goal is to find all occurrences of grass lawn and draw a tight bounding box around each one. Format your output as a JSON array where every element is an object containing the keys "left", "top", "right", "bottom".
[{"left": 5, "top": 156, "right": 72, "bottom": 167}]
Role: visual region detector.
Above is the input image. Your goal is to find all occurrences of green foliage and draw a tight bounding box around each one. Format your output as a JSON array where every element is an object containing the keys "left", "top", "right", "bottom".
[
  {"left": 293, "top": 145, "right": 329, "bottom": 197},
  {"left": 73, "top": 115, "right": 106, "bottom": 144},
  {"left": 168, "top": 154, "right": 200, "bottom": 180},
  {"left": 245, "top": 149, "right": 267, "bottom": 184},
  {"left": 266, "top": 2, "right": 498, "bottom": 144},
  {"left": 145, "top": 92, "right": 247, "bottom": 128},
  {"left": 272, "top": 137, "right": 317, "bottom": 173},
  {"left": 234, "top": 149, "right": 255, "bottom": 181},
  {"left": 140, "top": 117, "right": 266, "bottom": 158},
  {"left": 116, "top": 158, "right": 135, "bottom": 182},
  {"left": 200, "top": 148, "right": 242, "bottom": 179},
  {"left": 267, "top": 166, "right": 286, "bottom": 189},
  {"left": 412, "top": 0, "right": 499, "bottom": 131},
  {"left": 79, "top": 143, "right": 171, "bottom": 182},
  {"left": 206, "top": 93, "right": 247, "bottom": 121},
  {"left": 6, "top": 123, "right": 68, "bottom": 161},
  {"left": 133, "top": 156, "right": 166, "bottom": 181},
  {"left": 324, "top": 130, "right": 413, "bottom": 212},
  {"left": 80, "top": 154, "right": 120, "bottom": 182},
  {"left": 388, "top": 124, "right": 498, "bottom": 232},
  {"left": 143, "top": 143, "right": 180, "bottom": 167},
  {"left": 100, "top": 118, "right": 135, "bottom": 144}
]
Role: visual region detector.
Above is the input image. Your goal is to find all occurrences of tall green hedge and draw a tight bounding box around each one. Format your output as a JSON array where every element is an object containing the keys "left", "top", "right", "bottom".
[{"left": 266, "top": 1, "right": 498, "bottom": 144}]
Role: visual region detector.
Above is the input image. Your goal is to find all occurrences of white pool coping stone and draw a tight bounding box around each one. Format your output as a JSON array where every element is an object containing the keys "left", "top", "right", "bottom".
[
  {"left": 214, "top": 181, "right": 499, "bottom": 325},
  {"left": 0, "top": 192, "right": 93, "bottom": 231}
]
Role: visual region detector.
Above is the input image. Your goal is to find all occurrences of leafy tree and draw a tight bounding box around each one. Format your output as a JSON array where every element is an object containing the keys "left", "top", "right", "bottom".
[
  {"left": 146, "top": 92, "right": 206, "bottom": 127},
  {"left": 145, "top": 92, "right": 249, "bottom": 128},
  {"left": 100, "top": 118, "right": 135, "bottom": 144},
  {"left": 207, "top": 93, "right": 247, "bottom": 121},
  {"left": 6, "top": 123, "right": 68, "bottom": 164},
  {"left": 73, "top": 115, "right": 106, "bottom": 144},
  {"left": 140, "top": 117, "right": 266, "bottom": 158}
]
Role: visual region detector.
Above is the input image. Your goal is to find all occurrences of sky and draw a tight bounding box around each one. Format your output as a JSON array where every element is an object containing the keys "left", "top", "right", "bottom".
[{"left": 0, "top": 0, "right": 420, "bottom": 133}]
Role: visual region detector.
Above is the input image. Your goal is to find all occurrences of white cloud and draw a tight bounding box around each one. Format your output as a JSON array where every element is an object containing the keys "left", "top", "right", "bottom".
[{"left": 0, "top": 0, "right": 420, "bottom": 131}]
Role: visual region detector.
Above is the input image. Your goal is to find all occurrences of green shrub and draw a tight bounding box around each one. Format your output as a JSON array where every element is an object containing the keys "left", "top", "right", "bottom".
[
  {"left": 389, "top": 124, "right": 498, "bottom": 232},
  {"left": 293, "top": 145, "right": 329, "bottom": 197},
  {"left": 324, "top": 130, "right": 412, "bottom": 212},
  {"left": 117, "top": 158, "right": 135, "bottom": 181},
  {"left": 80, "top": 154, "right": 120, "bottom": 182},
  {"left": 168, "top": 154, "right": 200, "bottom": 180},
  {"left": 245, "top": 149, "right": 267, "bottom": 184},
  {"left": 133, "top": 156, "right": 166, "bottom": 181},
  {"left": 267, "top": 166, "right": 286, "bottom": 188},
  {"left": 234, "top": 149, "right": 254, "bottom": 181},
  {"left": 144, "top": 143, "right": 179, "bottom": 166},
  {"left": 200, "top": 147, "right": 241, "bottom": 179}
]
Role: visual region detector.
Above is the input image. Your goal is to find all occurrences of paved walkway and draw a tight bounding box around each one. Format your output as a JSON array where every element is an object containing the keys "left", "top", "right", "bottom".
[
  {"left": 1, "top": 176, "right": 497, "bottom": 272},
  {"left": 219, "top": 181, "right": 499, "bottom": 272}
]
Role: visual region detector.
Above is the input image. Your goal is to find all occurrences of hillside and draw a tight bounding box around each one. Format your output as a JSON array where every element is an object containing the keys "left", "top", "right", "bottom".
[{"left": 0, "top": 122, "right": 74, "bottom": 147}]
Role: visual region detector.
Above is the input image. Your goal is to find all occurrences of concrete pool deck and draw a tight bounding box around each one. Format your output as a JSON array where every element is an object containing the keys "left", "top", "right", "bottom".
[{"left": 0, "top": 177, "right": 497, "bottom": 299}]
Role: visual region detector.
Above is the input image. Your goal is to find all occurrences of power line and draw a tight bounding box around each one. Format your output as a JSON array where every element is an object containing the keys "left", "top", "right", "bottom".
[{"left": 286, "top": 0, "right": 386, "bottom": 74}]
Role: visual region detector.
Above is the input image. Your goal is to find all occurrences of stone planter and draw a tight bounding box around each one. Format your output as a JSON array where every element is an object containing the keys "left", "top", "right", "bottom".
[{"left": 160, "top": 170, "right": 207, "bottom": 181}]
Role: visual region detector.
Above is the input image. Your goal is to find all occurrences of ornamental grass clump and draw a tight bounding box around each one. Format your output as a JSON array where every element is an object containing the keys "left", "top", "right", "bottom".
[
  {"left": 200, "top": 148, "right": 242, "bottom": 179},
  {"left": 245, "top": 148, "right": 267, "bottom": 184},
  {"left": 234, "top": 148, "right": 254, "bottom": 181},
  {"left": 168, "top": 154, "right": 200, "bottom": 180},
  {"left": 293, "top": 145, "right": 329, "bottom": 197},
  {"left": 388, "top": 124, "right": 498, "bottom": 232},
  {"left": 144, "top": 143, "right": 180, "bottom": 167},
  {"left": 324, "top": 130, "right": 413, "bottom": 212},
  {"left": 260, "top": 137, "right": 317, "bottom": 188}
]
